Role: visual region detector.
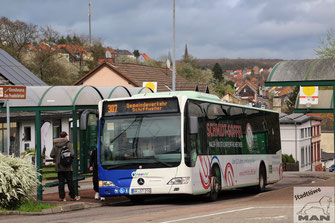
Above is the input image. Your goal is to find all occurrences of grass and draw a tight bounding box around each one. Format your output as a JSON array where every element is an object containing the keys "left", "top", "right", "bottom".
[
  {"left": 18, "top": 199, "right": 55, "bottom": 212},
  {"left": 0, "top": 199, "right": 56, "bottom": 212}
]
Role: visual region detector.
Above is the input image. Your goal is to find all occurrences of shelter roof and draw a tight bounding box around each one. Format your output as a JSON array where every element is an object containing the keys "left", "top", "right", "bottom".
[
  {"left": 266, "top": 59, "right": 335, "bottom": 85},
  {"left": 0, "top": 49, "right": 47, "bottom": 86},
  {"left": 2, "top": 86, "right": 152, "bottom": 108}
]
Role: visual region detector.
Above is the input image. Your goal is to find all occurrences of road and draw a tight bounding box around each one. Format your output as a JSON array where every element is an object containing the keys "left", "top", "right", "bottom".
[{"left": 1, "top": 172, "right": 334, "bottom": 223}]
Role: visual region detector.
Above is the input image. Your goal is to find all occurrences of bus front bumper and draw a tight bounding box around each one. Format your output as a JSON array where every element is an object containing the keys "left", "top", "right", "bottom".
[{"left": 99, "top": 184, "right": 193, "bottom": 197}]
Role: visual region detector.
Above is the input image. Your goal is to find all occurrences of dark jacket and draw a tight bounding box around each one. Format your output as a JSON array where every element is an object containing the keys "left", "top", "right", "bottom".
[
  {"left": 50, "top": 137, "right": 74, "bottom": 172},
  {"left": 89, "top": 148, "right": 98, "bottom": 173}
]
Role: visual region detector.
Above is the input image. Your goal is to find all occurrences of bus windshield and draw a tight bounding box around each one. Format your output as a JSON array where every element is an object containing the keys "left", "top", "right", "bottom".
[{"left": 100, "top": 114, "right": 181, "bottom": 169}]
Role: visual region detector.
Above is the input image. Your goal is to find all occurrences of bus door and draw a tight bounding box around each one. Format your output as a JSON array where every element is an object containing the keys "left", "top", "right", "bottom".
[{"left": 80, "top": 110, "right": 98, "bottom": 174}]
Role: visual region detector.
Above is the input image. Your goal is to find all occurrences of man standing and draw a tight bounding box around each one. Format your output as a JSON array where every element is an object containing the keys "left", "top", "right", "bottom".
[
  {"left": 50, "top": 131, "right": 80, "bottom": 201},
  {"left": 89, "top": 146, "right": 101, "bottom": 200}
]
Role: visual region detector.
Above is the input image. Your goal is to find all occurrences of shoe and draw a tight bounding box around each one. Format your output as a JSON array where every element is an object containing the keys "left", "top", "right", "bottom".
[
  {"left": 95, "top": 192, "right": 100, "bottom": 200},
  {"left": 59, "top": 198, "right": 66, "bottom": 202},
  {"left": 70, "top": 196, "right": 80, "bottom": 201},
  {"left": 100, "top": 197, "right": 105, "bottom": 201}
]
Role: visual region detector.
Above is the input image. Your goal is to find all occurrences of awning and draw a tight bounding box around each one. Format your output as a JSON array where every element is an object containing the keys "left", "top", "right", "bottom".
[{"left": 266, "top": 59, "right": 335, "bottom": 86}]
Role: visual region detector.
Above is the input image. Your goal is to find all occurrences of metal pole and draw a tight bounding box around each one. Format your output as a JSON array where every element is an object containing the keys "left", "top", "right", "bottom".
[
  {"left": 333, "top": 84, "right": 335, "bottom": 165},
  {"left": 172, "top": 0, "right": 176, "bottom": 91},
  {"left": 73, "top": 109, "right": 79, "bottom": 196},
  {"left": 35, "top": 110, "right": 43, "bottom": 200},
  {"left": 89, "top": 1, "right": 92, "bottom": 46},
  {"left": 6, "top": 100, "right": 10, "bottom": 155}
]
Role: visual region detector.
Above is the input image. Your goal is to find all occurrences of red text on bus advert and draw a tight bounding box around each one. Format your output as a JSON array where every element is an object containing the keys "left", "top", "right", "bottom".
[{"left": 206, "top": 123, "right": 242, "bottom": 138}]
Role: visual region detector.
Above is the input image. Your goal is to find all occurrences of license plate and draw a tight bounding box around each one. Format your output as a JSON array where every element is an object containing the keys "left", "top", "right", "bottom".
[{"left": 132, "top": 188, "right": 151, "bottom": 194}]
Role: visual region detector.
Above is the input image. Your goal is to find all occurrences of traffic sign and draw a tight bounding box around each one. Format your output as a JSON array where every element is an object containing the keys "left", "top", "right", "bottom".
[
  {"left": 299, "top": 86, "right": 318, "bottom": 105},
  {"left": 0, "top": 86, "right": 26, "bottom": 99}
]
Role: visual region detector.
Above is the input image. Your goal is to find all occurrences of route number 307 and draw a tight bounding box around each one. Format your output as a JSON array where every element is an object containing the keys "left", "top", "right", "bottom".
[{"left": 108, "top": 104, "right": 118, "bottom": 113}]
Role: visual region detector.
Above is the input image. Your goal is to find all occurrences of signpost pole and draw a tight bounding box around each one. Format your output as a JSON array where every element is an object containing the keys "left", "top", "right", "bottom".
[
  {"left": 0, "top": 86, "right": 27, "bottom": 155},
  {"left": 6, "top": 100, "right": 10, "bottom": 155},
  {"left": 333, "top": 84, "right": 335, "bottom": 165}
]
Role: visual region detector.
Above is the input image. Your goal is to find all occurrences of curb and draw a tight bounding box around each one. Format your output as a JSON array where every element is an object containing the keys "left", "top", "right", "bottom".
[{"left": 0, "top": 202, "right": 102, "bottom": 215}]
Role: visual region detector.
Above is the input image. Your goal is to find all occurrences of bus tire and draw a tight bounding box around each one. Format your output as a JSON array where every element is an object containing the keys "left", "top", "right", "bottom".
[
  {"left": 209, "top": 167, "right": 221, "bottom": 201},
  {"left": 256, "top": 164, "right": 266, "bottom": 193},
  {"left": 128, "top": 195, "right": 145, "bottom": 204}
]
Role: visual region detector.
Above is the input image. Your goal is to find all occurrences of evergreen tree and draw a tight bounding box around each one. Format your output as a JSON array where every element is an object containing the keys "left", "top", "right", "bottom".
[
  {"left": 212, "top": 63, "right": 223, "bottom": 82},
  {"left": 57, "top": 36, "right": 66, "bottom": 44},
  {"left": 133, "top": 49, "right": 140, "bottom": 58}
]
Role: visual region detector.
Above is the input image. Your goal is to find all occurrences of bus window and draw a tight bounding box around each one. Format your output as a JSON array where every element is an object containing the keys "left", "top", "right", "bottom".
[{"left": 185, "top": 101, "right": 204, "bottom": 167}]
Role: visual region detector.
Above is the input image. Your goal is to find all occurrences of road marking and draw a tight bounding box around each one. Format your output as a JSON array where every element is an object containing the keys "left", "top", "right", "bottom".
[
  {"left": 247, "top": 215, "right": 287, "bottom": 221},
  {"left": 159, "top": 207, "right": 255, "bottom": 223}
]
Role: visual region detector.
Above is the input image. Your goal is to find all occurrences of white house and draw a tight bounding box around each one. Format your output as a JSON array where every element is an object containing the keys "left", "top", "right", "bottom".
[{"left": 279, "top": 113, "right": 321, "bottom": 172}]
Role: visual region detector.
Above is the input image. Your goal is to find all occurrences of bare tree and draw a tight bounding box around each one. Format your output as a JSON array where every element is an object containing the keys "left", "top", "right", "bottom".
[
  {"left": 40, "top": 25, "right": 60, "bottom": 44},
  {"left": 0, "top": 17, "right": 38, "bottom": 60}
]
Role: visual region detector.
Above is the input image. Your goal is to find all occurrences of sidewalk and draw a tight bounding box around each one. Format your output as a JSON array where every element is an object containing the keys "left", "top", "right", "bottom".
[{"left": 22, "top": 177, "right": 128, "bottom": 215}]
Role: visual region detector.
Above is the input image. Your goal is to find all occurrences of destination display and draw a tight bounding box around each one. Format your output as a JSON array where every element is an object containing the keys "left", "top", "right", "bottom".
[{"left": 103, "top": 98, "right": 179, "bottom": 116}]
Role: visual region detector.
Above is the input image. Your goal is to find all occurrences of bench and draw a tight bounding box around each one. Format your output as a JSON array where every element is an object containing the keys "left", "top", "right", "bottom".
[
  {"left": 43, "top": 175, "right": 86, "bottom": 188},
  {"left": 42, "top": 160, "right": 86, "bottom": 188}
]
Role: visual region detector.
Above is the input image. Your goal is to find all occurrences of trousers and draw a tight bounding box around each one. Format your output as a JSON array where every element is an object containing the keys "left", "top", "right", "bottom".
[{"left": 57, "top": 171, "right": 75, "bottom": 199}]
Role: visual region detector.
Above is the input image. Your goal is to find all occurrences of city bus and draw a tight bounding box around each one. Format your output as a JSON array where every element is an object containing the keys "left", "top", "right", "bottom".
[{"left": 97, "top": 91, "right": 282, "bottom": 202}]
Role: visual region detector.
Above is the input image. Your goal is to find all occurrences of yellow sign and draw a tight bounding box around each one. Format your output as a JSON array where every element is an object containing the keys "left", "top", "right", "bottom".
[
  {"left": 302, "top": 87, "right": 316, "bottom": 96},
  {"left": 143, "top": 82, "right": 157, "bottom": 93},
  {"left": 300, "top": 86, "right": 318, "bottom": 105}
]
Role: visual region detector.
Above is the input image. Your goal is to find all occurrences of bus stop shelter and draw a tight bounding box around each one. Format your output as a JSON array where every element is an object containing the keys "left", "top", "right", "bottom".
[
  {"left": 265, "top": 59, "right": 335, "bottom": 164},
  {"left": 0, "top": 85, "right": 153, "bottom": 200}
]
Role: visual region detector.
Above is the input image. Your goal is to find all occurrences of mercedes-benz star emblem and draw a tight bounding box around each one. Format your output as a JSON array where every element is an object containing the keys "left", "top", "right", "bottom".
[{"left": 138, "top": 178, "right": 145, "bottom": 185}]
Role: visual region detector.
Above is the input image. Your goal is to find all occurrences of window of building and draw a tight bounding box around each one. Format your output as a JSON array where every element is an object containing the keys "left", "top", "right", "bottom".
[
  {"left": 53, "top": 120, "right": 61, "bottom": 139},
  {"left": 317, "top": 126, "right": 320, "bottom": 136},
  {"left": 308, "top": 128, "right": 311, "bottom": 137},
  {"left": 301, "top": 147, "right": 305, "bottom": 166},
  {"left": 301, "top": 129, "right": 304, "bottom": 138},
  {"left": 23, "top": 127, "right": 31, "bottom": 141},
  {"left": 308, "top": 146, "right": 311, "bottom": 164},
  {"left": 317, "top": 142, "right": 320, "bottom": 161}
]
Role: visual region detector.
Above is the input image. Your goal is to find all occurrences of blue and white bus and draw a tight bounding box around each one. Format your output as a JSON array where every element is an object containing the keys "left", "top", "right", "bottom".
[{"left": 97, "top": 91, "right": 282, "bottom": 202}]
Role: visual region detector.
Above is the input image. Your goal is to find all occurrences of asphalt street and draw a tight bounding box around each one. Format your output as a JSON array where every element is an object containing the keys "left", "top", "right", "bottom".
[{"left": 1, "top": 172, "right": 334, "bottom": 223}]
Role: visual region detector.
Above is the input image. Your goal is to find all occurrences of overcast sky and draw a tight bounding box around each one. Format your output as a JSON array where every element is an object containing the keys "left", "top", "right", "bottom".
[{"left": 1, "top": 0, "right": 335, "bottom": 60}]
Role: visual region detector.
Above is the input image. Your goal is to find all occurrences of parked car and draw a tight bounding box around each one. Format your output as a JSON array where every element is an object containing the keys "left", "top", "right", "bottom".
[{"left": 329, "top": 164, "right": 335, "bottom": 172}]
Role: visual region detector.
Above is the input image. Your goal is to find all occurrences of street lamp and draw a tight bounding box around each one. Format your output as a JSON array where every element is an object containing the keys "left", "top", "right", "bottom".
[{"left": 172, "top": 0, "right": 176, "bottom": 91}]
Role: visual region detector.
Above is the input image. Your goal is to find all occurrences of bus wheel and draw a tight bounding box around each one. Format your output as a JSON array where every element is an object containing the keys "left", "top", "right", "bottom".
[
  {"left": 209, "top": 168, "right": 221, "bottom": 201},
  {"left": 256, "top": 165, "right": 266, "bottom": 193},
  {"left": 128, "top": 195, "right": 145, "bottom": 204}
]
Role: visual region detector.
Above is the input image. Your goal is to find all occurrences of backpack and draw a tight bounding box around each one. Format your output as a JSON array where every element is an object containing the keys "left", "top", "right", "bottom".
[{"left": 60, "top": 143, "right": 72, "bottom": 167}]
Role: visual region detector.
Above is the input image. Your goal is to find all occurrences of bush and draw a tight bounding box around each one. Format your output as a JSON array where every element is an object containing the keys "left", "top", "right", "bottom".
[
  {"left": 288, "top": 154, "right": 295, "bottom": 163},
  {"left": 282, "top": 154, "right": 287, "bottom": 163},
  {"left": 282, "top": 154, "right": 295, "bottom": 164},
  {"left": 0, "top": 154, "right": 39, "bottom": 209}
]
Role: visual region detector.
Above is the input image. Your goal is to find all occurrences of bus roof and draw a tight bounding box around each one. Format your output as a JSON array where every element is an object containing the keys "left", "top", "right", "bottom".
[{"left": 133, "top": 91, "right": 221, "bottom": 101}]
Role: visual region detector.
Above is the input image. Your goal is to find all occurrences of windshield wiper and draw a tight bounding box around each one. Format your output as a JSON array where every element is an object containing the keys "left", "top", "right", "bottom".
[{"left": 109, "top": 117, "right": 141, "bottom": 144}]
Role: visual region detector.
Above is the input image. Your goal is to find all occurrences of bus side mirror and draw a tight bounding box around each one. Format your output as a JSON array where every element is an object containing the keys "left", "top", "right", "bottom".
[
  {"left": 189, "top": 116, "right": 198, "bottom": 134},
  {"left": 80, "top": 110, "right": 98, "bottom": 130}
]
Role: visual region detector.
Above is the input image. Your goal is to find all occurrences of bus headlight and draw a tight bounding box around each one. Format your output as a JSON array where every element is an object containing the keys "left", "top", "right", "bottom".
[
  {"left": 167, "top": 177, "right": 190, "bottom": 185},
  {"left": 99, "top": 180, "right": 116, "bottom": 187}
]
